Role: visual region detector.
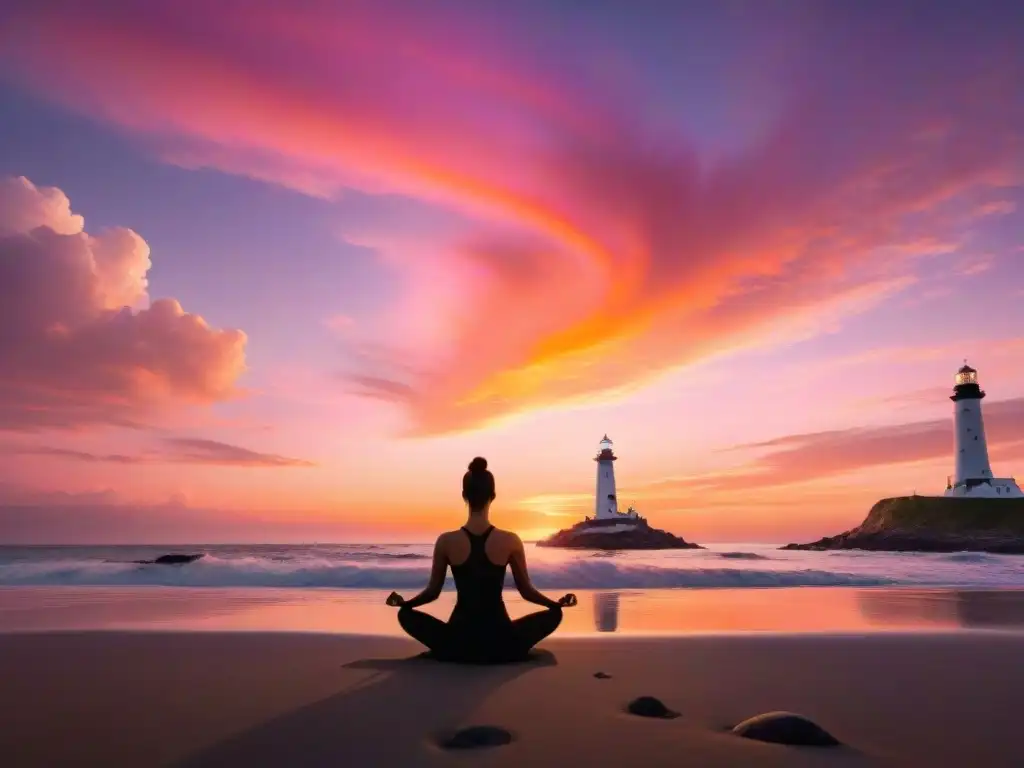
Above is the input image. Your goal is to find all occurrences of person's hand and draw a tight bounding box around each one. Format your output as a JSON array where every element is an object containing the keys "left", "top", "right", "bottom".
[
  {"left": 386, "top": 592, "right": 405, "bottom": 607},
  {"left": 558, "top": 593, "right": 578, "bottom": 608}
]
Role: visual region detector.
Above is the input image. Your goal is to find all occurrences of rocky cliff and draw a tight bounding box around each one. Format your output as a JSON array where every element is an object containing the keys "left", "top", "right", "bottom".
[
  {"left": 781, "top": 495, "right": 1024, "bottom": 554},
  {"left": 537, "top": 523, "right": 703, "bottom": 550}
]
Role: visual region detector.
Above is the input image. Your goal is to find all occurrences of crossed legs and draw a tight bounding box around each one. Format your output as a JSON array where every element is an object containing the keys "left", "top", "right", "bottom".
[
  {"left": 509, "top": 605, "right": 563, "bottom": 650},
  {"left": 398, "top": 606, "right": 450, "bottom": 653},
  {"left": 398, "top": 605, "right": 563, "bottom": 663}
]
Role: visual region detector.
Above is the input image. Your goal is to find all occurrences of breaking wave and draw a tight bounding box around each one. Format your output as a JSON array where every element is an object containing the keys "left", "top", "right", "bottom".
[
  {"left": 0, "top": 553, "right": 895, "bottom": 589},
  {"left": 717, "top": 552, "right": 770, "bottom": 560},
  {"left": 941, "top": 552, "right": 992, "bottom": 564}
]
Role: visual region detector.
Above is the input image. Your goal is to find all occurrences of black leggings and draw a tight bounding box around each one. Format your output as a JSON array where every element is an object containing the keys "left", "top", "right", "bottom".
[{"left": 398, "top": 605, "right": 563, "bottom": 664}]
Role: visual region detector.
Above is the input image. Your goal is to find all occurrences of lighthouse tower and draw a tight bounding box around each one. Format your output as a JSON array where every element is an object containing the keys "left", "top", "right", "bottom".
[
  {"left": 594, "top": 435, "right": 620, "bottom": 519},
  {"left": 944, "top": 363, "right": 1023, "bottom": 498}
]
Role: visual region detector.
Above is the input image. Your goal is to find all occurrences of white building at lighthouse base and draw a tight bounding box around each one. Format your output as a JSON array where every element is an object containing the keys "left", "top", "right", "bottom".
[{"left": 944, "top": 478, "right": 1023, "bottom": 499}]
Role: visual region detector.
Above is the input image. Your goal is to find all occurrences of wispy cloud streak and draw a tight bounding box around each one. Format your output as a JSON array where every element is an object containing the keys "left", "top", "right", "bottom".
[
  {"left": 2, "top": 437, "right": 314, "bottom": 467},
  {"left": 3, "top": 1, "right": 1021, "bottom": 433},
  {"left": 650, "top": 398, "right": 1024, "bottom": 495}
]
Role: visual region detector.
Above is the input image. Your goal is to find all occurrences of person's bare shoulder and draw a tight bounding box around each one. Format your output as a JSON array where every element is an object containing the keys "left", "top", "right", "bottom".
[
  {"left": 434, "top": 530, "right": 459, "bottom": 552},
  {"left": 493, "top": 528, "right": 523, "bottom": 551}
]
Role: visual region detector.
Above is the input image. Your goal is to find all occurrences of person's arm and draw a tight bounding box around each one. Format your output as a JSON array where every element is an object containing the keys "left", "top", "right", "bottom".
[
  {"left": 400, "top": 535, "right": 449, "bottom": 609},
  {"left": 509, "top": 534, "right": 561, "bottom": 609}
]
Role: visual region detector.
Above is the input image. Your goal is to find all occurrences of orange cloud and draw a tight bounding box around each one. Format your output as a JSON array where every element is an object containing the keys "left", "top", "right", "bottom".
[
  {"left": 3, "top": 3, "right": 1021, "bottom": 435},
  {"left": 0, "top": 176, "right": 246, "bottom": 430}
]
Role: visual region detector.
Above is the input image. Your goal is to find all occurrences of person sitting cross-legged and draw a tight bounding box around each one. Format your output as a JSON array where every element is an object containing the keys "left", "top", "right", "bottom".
[{"left": 386, "top": 457, "right": 576, "bottom": 664}]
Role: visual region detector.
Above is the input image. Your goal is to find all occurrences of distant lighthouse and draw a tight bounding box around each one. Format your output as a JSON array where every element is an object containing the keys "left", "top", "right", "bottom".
[
  {"left": 944, "top": 363, "right": 1023, "bottom": 498},
  {"left": 594, "top": 435, "right": 619, "bottom": 519}
]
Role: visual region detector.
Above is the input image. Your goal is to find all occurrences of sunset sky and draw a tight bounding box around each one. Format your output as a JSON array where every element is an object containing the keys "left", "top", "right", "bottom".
[{"left": 0, "top": 0, "right": 1022, "bottom": 544}]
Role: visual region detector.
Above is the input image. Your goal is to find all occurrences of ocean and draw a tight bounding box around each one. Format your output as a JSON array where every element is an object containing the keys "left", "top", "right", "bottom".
[{"left": 2, "top": 542, "right": 1023, "bottom": 589}]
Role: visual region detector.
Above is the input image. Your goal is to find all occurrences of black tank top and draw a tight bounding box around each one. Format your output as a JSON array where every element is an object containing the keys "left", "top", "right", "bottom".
[{"left": 450, "top": 526, "right": 510, "bottom": 624}]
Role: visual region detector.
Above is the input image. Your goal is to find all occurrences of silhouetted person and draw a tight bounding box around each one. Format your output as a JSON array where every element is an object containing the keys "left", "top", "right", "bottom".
[{"left": 386, "top": 457, "right": 576, "bottom": 663}]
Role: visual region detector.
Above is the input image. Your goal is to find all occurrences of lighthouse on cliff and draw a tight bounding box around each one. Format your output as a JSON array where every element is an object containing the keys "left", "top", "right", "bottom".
[{"left": 944, "top": 363, "right": 1022, "bottom": 498}]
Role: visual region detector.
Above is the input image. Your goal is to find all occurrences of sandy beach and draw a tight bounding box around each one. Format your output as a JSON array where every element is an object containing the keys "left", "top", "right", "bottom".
[{"left": 1, "top": 629, "right": 1022, "bottom": 767}]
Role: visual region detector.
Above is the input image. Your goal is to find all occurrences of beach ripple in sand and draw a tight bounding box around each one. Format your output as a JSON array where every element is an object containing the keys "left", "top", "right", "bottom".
[{"left": 732, "top": 711, "right": 840, "bottom": 747}]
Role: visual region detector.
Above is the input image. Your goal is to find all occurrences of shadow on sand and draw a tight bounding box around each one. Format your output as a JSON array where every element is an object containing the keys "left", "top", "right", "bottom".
[{"left": 174, "top": 649, "right": 557, "bottom": 767}]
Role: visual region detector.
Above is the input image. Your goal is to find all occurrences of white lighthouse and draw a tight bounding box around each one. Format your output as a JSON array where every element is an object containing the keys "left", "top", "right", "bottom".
[
  {"left": 944, "top": 363, "right": 1023, "bottom": 498},
  {"left": 591, "top": 435, "right": 642, "bottom": 523},
  {"left": 594, "top": 435, "right": 620, "bottom": 519}
]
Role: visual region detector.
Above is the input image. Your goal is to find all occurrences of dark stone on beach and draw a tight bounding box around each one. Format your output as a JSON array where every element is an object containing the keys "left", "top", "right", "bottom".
[
  {"left": 732, "top": 712, "right": 840, "bottom": 747},
  {"left": 438, "top": 725, "right": 514, "bottom": 750},
  {"left": 781, "top": 496, "right": 1024, "bottom": 554},
  {"left": 594, "top": 671, "right": 612, "bottom": 679},
  {"left": 626, "top": 696, "right": 679, "bottom": 719},
  {"left": 538, "top": 521, "right": 703, "bottom": 550},
  {"left": 132, "top": 553, "right": 204, "bottom": 565}
]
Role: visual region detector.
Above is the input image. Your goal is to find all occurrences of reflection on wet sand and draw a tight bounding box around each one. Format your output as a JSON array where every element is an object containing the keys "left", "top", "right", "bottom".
[
  {"left": 856, "top": 589, "right": 1024, "bottom": 630},
  {"left": 593, "top": 592, "right": 619, "bottom": 632},
  {"left": 4, "top": 586, "right": 1024, "bottom": 635}
]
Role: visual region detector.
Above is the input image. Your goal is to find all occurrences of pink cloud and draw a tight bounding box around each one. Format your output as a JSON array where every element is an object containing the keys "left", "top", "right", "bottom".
[
  {"left": 955, "top": 254, "right": 996, "bottom": 276},
  {"left": 974, "top": 200, "right": 1017, "bottom": 217},
  {"left": 0, "top": 484, "right": 238, "bottom": 544},
  {"left": 2, "top": 438, "right": 313, "bottom": 467},
  {"left": 159, "top": 437, "right": 313, "bottom": 467},
  {"left": 0, "top": 176, "right": 246, "bottom": 430},
  {"left": 671, "top": 397, "right": 1024, "bottom": 493},
  {"left": 323, "top": 314, "right": 355, "bottom": 334},
  {"left": 2, "top": 3, "right": 1021, "bottom": 434}
]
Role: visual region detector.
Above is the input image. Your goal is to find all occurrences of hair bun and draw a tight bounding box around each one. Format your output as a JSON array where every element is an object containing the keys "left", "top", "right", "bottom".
[{"left": 468, "top": 456, "right": 488, "bottom": 473}]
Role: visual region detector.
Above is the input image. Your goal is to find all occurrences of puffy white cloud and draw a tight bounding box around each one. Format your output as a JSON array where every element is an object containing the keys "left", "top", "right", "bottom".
[
  {"left": 0, "top": 176, "right": 246, "bottom": 430},
  {"left": 0, "top": 176, "right": 84, "bottom": 236}
]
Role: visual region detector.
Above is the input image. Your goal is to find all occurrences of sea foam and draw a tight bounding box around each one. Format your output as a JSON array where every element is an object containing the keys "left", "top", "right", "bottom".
[
  {"left": 2, "top": 544, "right": 1022, "bottom": 589},
  {"left": 0, "top": 553, "right": 893, "bottom": 589}
]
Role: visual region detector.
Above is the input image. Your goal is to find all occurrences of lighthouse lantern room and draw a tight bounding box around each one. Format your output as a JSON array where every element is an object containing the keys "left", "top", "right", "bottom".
[{"left": 944, "top": 362, "right": 1023, "bottom": 498}]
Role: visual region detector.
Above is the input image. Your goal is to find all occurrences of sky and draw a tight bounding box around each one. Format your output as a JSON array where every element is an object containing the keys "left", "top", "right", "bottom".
[{"left": 0, "top": 0, "right": 1022, "bottom": 544}]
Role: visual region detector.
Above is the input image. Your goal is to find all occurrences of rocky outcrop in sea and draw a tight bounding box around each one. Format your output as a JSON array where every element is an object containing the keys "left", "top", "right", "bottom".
[
  {"left": 537, "top": 522, "right": 702, "bottom": 550},
  {"left": 781, "top": 495, "right": 1024, "bottom": 554},
  {"left": 132, "top": 553, "right": 205, "bottom": 565}
]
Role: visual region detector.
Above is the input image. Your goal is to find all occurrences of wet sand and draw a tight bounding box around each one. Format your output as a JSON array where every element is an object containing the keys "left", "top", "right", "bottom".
[
  {"left": 1, "top": 630, "right": 1022, "bottom": 767},
  {"left": 5, "top": 586, "right": 1024, "bottom": 634}
]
